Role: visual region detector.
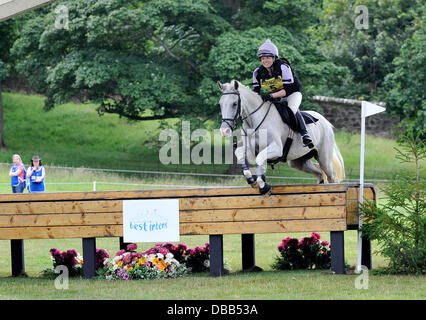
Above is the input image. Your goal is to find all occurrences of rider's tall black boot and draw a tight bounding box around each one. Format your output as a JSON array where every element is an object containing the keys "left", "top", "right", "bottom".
[{"left": 295, "top": 110, "right": 314, "bottom": 149}]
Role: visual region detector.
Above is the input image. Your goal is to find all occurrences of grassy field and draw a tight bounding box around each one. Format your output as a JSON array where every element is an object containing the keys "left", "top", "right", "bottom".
[{"left": 0, "top": 233, "right": 424, "bottom": 300}]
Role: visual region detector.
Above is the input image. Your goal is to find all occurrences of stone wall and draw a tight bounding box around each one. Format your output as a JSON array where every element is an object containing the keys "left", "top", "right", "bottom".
[{"left": 312, "top": 96, "right": 399, "bottom": 139}]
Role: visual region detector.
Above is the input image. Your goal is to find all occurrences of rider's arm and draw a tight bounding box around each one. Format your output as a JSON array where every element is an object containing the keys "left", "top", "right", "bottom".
[{"left": 252, "top": 68, "right": 261, "bottom": 94}]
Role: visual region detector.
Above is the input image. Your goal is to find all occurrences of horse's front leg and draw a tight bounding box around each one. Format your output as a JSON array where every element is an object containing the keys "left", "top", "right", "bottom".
[
  {"left": 235, "top": 144, "right": 258, "bottom": 187},
  {"left": 255, "top": 142, "right": 282, "bottom": 195}
]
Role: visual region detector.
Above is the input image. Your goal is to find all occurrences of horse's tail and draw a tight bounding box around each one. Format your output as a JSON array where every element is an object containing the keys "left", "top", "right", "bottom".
[{"left": 332, "top": 141, "right": 345, "bottom": 183}]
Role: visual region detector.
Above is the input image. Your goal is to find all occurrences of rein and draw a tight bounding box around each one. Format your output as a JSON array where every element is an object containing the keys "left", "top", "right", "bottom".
[{"left": 220, "top": 90, "right": 272, "bottom": 133}]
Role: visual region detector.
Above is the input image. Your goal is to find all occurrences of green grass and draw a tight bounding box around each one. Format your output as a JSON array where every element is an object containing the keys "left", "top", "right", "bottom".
[
  {"left": 0, "top": 233, "right": 425, "bottom": 300},
  {"left": 0, "top": 92, "right": 417, "bottom": 180}
]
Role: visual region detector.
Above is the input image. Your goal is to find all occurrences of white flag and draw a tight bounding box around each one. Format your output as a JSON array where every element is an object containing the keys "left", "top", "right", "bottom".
[{"left": 362, "top": 101, "right": 386, "bottom": 118}]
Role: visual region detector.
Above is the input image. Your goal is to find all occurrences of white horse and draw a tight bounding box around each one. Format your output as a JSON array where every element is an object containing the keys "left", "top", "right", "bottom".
[{"left": 218, "top": 80, "right": 345, "bottom": 194}]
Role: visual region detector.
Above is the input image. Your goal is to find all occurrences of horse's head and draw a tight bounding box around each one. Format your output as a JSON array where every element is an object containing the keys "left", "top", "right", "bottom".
[{"left": 218, "top": 80, "right": 241, "bottom": 138}]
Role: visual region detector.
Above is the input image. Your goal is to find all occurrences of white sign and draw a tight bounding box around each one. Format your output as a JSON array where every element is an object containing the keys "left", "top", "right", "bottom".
[{"left": 123, "top": 199, "right": 180, "bottom": 243}]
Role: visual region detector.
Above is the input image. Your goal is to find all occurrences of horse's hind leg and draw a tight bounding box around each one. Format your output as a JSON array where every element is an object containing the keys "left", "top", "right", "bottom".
[
  {"left": 316, "top": 151, "right": 336, "bottom": 183},
  {"left": 288, "top": 159, "right": 325, "bottom": 184}
]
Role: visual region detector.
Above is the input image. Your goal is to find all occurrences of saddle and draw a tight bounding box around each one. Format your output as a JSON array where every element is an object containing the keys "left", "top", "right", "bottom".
[
  {"left": 266, "top": 100, "right": 319, "bottom": 168},
  {"left": 273, "top": 100, "right": 318, "bottom": 131}
]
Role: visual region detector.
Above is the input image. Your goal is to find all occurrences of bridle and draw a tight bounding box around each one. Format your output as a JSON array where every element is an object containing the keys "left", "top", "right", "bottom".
[
  {"left": 220, "top": 91, "right": 242, "bottom": 130},
  {"left": 220, "top": 90, "right": 272, "bottom": 132}
]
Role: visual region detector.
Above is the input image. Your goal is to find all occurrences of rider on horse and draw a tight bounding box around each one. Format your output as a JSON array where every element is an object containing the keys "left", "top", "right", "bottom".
[{"left": 252, "top": 39, "right": 314, "bottom": 149}]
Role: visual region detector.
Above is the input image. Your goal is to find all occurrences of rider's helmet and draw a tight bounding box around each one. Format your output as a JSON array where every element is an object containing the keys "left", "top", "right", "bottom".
[{"left": 257, "top": 39, "right": 279, "bottom": 59}]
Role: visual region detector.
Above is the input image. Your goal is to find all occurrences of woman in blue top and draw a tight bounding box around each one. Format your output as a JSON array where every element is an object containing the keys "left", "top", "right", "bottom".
[
  {"left": 9, "top": 154, "right": 26, "bottom": 193},
  {"left": 26, "top": 155, "right": 45, "bottom": 193}
]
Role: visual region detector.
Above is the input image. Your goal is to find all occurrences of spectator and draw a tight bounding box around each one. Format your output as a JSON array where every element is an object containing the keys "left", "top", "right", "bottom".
[
  {"left": 27, "top": 155, "right": 45, "bottom": 193},
  {"left": 9, "top": 154, "right": 26, "bottom": 193}
]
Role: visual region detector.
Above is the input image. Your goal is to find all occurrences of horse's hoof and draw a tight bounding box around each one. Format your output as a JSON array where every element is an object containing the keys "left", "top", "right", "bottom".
[
  {"left": 247, "top": 177, "right": 256, "bottom": 185},
  {"left": 259, "top": 183, "right": 271, "bottom": 195}
]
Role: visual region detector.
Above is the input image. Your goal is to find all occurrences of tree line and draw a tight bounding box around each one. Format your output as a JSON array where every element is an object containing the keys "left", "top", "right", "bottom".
[{"left": 0, "top": 0, "right": 424, "bottom": 136}]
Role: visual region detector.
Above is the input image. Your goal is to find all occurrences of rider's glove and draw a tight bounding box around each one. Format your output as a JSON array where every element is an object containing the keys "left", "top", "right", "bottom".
[{"left": 260, "top": 93, "right": 273, "bottom": 102}]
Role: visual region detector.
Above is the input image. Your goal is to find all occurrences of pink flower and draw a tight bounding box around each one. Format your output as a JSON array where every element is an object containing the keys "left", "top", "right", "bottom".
[
  {"left": 115, "top": 249, "right": 125, "bottom": 257},
  {"left": 126, "top": 243, "right": 137, "bottom": 251},
  {"left": 177, "top": 243, "right": 188, "bottom": 251},
  {"left": 50, "top": 248, "right": 61, "bottom": 257},
  {"left": 122, "top": 254, "right": 132, "bottom": 264},
  {"left": 158, "top": 247, "right": 169, "bottom": 255},
  {"left": 321, "top": 240, "right": 330, "bottom": 247},
  {"left": 311, "top": 232, "right": 321, "bottom": 241},
  {"left": 281, "top": 237, "right": 292, "bottom": 250}
]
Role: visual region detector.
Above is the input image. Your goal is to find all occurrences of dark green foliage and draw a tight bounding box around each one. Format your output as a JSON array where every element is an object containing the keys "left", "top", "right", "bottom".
[
  {"left": 0, "top": 0, "right": 423, "bottom": 128},
  {"left": 361, "top": 123, "right": 425, "bottom": 274}
]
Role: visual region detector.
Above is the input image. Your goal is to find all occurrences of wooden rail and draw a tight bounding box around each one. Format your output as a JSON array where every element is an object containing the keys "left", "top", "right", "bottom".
[{"left": 0, "top": 183, "right": 375, "bottom": 278}]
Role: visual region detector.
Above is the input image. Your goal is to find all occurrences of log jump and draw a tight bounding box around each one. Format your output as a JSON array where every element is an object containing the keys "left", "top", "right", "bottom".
[{"left": 0, "top": 183, "right": 375, "bottom": 278}]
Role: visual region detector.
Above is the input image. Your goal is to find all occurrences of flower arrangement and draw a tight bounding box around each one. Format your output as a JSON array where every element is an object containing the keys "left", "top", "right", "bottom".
[
  {"left": 272, "top": 232, "right": 331, "bottom": 270},
  {"left": 98, "top": 243, "right": 190, "bottom": 280},
  {"left": 49, "top": 248, "right": 83, "bottom": 276},
  {"left": 44, "top": 247, "right": 109, "bottom": 278},
  {"left": 45, "top": 241, "right": 213, "bottom": 280},
  {"left": 185, "top": 243, "right": 210, "bottom": 272},
  {"left": 138, "top": 242, "right": 210, "bottom": 272}
]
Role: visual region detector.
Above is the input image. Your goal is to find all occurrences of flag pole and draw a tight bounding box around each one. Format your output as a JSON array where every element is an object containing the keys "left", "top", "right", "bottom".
[
  {"left": 356, "top": 106, "right": 366, "bottom": 273},
  {"left": 357, "top": 101, "right": 385, "bottom": 273}
]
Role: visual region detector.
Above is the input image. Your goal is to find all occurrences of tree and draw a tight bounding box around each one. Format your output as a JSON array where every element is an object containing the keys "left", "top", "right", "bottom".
[
  {"left": 199, "top": 26, "right": 349, "bottom": 114},
  {"left": 0, "top": 19, "right": 18, "bottom": 148},
  {"left": 383, "top": 4, "right": 425, "bottom": 135},
  {"left": 11, "top": 0, "right": 231, "bottom": 121},
  {"left": 318, "top": 0, "right": 422, "bottom": 99},
  {"left": 361, "top": 122, "right": 425, "bottom": 274}
]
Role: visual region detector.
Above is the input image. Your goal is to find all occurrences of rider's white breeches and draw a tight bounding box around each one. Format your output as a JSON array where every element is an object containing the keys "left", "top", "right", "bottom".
[{"left": 282, "top": 91, "right": 302, "bottom": 114}]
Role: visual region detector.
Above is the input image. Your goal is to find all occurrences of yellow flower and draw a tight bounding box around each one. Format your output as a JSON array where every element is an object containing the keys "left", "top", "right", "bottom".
[{"left": 117, "top": 261, "right": 123, "bottom": 267}]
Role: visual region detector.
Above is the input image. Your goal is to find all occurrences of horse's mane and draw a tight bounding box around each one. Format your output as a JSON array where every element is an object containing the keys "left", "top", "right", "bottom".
[{"left": 230, "top": 80, "right": 260, "bottom": 101}]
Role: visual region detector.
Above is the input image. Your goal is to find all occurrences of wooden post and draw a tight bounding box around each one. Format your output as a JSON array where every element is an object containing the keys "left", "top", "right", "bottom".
[
  {"left": 361, "top": 235, "right": 372, "bottom": 270},
  {"left": 241, "top": 234, "right": 255, "bottom": 270},
  {"left": 11, "top": 239, "right": 25, "bottom": 277},
  {"left": 82, "top": 238, "right": 96, "bottom": 279},
  {"left": 119, "top": 237, "right": 130, "bottom": 251},
  {"left": 209, "top": 235, "right": 224, "bottom": 277},
  {"left": 330, "top": 231, "right": 345, "bottom": 274}
]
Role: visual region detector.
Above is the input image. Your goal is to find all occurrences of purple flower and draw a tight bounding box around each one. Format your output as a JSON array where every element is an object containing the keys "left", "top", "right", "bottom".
[
  {"left": 321, "top": 240, "right": 330, "bottom": 247},
  {"left": 126, "top": 243, "right": 137, "bottom": 251},
  {"left": 122, "top": 273, "right": 129, "bottom": 281}
]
